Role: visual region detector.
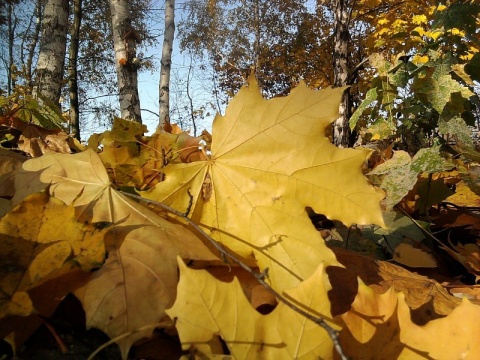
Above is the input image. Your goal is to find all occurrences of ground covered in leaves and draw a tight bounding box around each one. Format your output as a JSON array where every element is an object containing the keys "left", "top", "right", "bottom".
[{"left": 1, "top": 77, "right": 480, "bottom": 359}]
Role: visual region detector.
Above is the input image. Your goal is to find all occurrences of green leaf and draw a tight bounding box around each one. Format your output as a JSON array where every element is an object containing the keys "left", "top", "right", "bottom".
[
  {"left": 413, "top": 72, "right": 473, "bottom": 114},
  {"left": 411, "top": 146, "right": 445, "bottom": 173},
  {"left": 362, "top": 211, "right": 427, "bottom": 253},
  {"left": 439, "top": 117, "right": 474, "bottom": 148},
  {"left": 368, "top": 147, "right": 447, "bottom": 209},
  {"left": 369, "top": 53, "right": 392, "bottom": 76},
  {"left": 368, "top": 151, "right": 418, "bottom": 209},
  {"left": 433, "top": 2, "right": 480, "bottom": 36},
  {"left": 350, "top": 88, "right": 377, "bottom": 130}
]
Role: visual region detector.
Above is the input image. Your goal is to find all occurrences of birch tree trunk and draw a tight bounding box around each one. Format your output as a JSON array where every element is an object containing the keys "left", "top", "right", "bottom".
[
  {"left": 332, "top": 0, "right": 352, "bottom": 148},
  {"left": 33, "top": 0, "right": 69, "bottom": 105},
  {"left": 158, "top": 0, "right": 175, "bottom": 130},
  {"left": 68, "top": 0, "right": 82, "bottom": 140},
  {"left": 108, "top": 0, "right": 142, "bottom": 122},
  {"left": 7, "top": 1, "right": 16, "bottom": 95},
  {"left": 25, "top": 0, "right": 42, "bottom": 88}
]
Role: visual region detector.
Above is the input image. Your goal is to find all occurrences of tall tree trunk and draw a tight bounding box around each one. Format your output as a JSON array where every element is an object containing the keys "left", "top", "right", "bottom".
[
  {"left": 68, "top": 0, "right": 82, "bottom": 140},
  {"left": 33, "top": 0, "right": 69, "bottom": 105},
  {"left": 253, "top": 0, "right": 261, "bottom": 71},
  {"left": 158, "top": 0, "right": 175, "bottom": 130},
  {"left": 7, "top": 1, "right": 16, "bottom": 95},
  {"left": 108, "top": 0, "right": 142, "bottom": 122},
  {"left": 25, "top": 0, "right": 42, "bottom": 88},
  {"left": 332, "top": 0, "right": 352, "bottom": 148}
]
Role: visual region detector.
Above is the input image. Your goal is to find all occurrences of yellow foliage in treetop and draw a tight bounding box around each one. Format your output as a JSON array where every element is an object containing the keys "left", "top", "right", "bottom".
[
  {"left": 412, "top": 14, "right": 428, "bottom": 25},
  {"left": 433, "top": 4, "right": 448, "bottom": 13},
  {"left": 412, "top": 54, "right": 430, "bottom": 65},
  {"left": 359, "top": 0, "right": 437, "bottom": 50},
  {"left": 376, "top": 18, "right": 389, "bottom": 26}
]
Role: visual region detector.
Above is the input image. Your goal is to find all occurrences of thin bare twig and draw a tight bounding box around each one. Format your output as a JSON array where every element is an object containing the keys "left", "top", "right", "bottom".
[
  {"left": 123, "top": 192, "right": 349, "bottom": 360},
  {"left": 87, "top": 321, "right": 170, "bottom": 360}
]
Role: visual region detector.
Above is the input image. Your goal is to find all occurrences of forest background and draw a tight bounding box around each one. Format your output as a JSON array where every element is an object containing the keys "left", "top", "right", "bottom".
[{"left": 1, "top": 0, "right": 480, "bottom": 359}]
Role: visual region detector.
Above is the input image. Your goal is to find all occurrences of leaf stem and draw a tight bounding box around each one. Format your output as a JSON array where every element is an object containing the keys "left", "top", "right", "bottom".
[{"left": 123, "top": 192, "right": 349, "bottom": 360}]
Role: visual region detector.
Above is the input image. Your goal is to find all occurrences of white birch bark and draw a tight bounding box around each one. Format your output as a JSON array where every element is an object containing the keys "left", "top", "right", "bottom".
[
  {"left": 158, "top": 0, "right": 175, "bottom": 130},
  {"left": 108, "top": 0, "right": 142, "bottom": 122},
  {"left": 33, "top": 0, "right": 69, "bottom": 105}
]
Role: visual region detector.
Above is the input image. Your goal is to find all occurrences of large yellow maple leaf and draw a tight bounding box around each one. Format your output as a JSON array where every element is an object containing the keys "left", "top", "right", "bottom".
[
  {"left": 143, "top": 77, "right": 384, "bottom": 290},
  {"left": 167, "top": 257, "right": 340, "bottom": 359}
]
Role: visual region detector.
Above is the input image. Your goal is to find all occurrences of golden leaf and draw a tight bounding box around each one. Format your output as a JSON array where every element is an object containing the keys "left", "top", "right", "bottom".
[
  {"left": 167, "top": 257, "right": 339, "bottom": 359},
  {"left": 143, "top": 76, "right": 384, "bottom": 291},
  {"left": 398, "top": 294, "right": 480, "bottom": 358},
  {"left": 340, "top": 281, "right": 405, "bottom": 358},
  {"left": 341, "top": 281, "right": 480, "bottom": 358},
  {"left": 0, "top": 193, "right": 107, "bottom": 318}
]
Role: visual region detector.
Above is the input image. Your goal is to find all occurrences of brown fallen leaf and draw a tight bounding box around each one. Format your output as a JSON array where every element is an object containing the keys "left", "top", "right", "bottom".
[
  {"left": 392, "top": 242, "right": 437, "bottom": 268},
  {"left": 448, "top": 284, "right": 480, "bottom": 301},
  {"left": 0, "top": 270, "right": 92, "bottom": 353},
  {"left": 331, "top": 247, "right": 461, "bottom": 323},
  {"left": 74, "top": 226, "right": 179, "bottom": 359},
  {"left": 0, "top": 148, "right": 27, "bottom": 216},
  {"left": 18, "top": 125, "right": 70, "bottom": 157},
  {"left": 376, "top": 261, "right": 461, "bottom": 322},
  {"left": 0, "top": 148, "right": 26, "bottom": 198},
  {"left": 13, "top": 149, "right": 218, "bottom": 358},
  {"left": 442, "top": 241, "right": 480, "bottom": 282}
]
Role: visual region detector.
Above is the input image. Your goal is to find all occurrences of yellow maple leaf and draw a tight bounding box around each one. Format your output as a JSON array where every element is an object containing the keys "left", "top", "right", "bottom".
[
  {"left": 446, "top": 181, "right": 480, "bottom": 207},
  {"left": 398, "top": 294, "right": 480, "bottom": 358},
  {"left": 13, "top": 149, "right": 168, "bottom": 225},
  {"left": 143, "top": 76, "right": 384, "bottom": 291},
  {"left": 425, "top": 29, "right": 443, "bottom": 41},
  {"left": 340, "top": 281, "right": 480, "bottom": 358},
  {"left": 340, "top": 281, "right": 406, "bottom": 358},
  {"left": 377, "top": 18, "right": 389, "bottom": 26},
  {"left": 167, "top": 257, "right": 340, "bottom": 359},
  {"left": 450, "top": 28, "right": 466, "bottom": 37}
]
